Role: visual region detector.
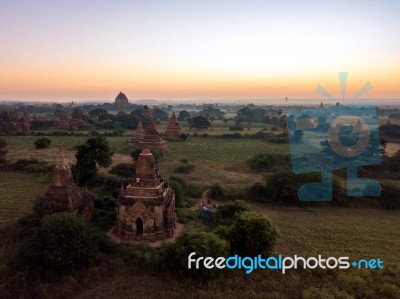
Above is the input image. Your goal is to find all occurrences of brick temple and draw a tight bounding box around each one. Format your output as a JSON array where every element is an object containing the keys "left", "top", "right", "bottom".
[
  {"left": 45, "top": 148, "right": 94, "bottom": 220},
  {"left": 112, "top": 149, "right": 176, "bottom": 241},
  {"left": 137, "top": 117, "right": 168, "bottom": 151},
  {"left": 128, "top": 120, "right": 145, "bottom": 144},
  {"left": 164, "top": 112, "right": 181, "bottom": 141}
]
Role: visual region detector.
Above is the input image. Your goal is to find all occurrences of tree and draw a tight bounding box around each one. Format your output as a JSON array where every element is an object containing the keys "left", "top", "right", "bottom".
[
  {"left": 0, "top": 138, "right": 8, "bottom": 163},
  {"left": 223, "top": 118, "right": 229, "bottom": 131},
  {"left": 14, "top": 213, "right": 100, "bottom": 276},
  {"left": 293, "top": 129, "right": 304, "bottom": 141},
  {"left": 161, "top": 225, "right": 228, "bottom": 278},
  {"left": 229, "top": 211, "right": 279, "bottom": 256},
  {"left": 178, "top": 110, "right": 191, "bottom": 121},
  {"left": 209, "top": 116, "right": 215, "bottom": 129},
  {"left": 34, "top": 137, "right": 51, "bottom": 149},
  {"left": 109, "top": 162, "right": 135, "bottom": 179},
  {"left": 88, "top": 108, "right": 108, "bottom": 118},
  {"left": 71, "top": 107, "right": 84, "bottom": 120},
  {"left": 74, "top": 136, "right": 114, "bottom": 186},
  {"left": 187, "top": 116, "right": 211, "bottom": 130}
]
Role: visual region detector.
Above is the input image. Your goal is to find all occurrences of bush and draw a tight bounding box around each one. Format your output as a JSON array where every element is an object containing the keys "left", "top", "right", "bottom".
[
  {"left": 92, "top": 196, "right": 117, "bottom": 231},
  {"left": 176, "top": 208, "right": 199, "bottom": 224},
  {"left": 34, "top": 138, "right": 51, "bottom": 149},
  {"left": 270, "top": 125, "right": 279, "bottom": 131},
  {"left": 247, "top": 153, "right": 290, "bottom": 171},
  {"left": 380, "top": 183, "right": 400, "bottom": 210},
  {"left": 169, "top": 179, "right": 185, "bottom": 207},
  {"left": 265, "top": 172, "right": 347, "bottom": 204},
  {"left": 208, "top": 184, "right": 249, "bottom": 201},
  {"left": 229, "top": 211, "right": 279, "bottom": 256},
  {"left": 213, "top": 200, "right": 251, "bottom": 223},
  {"left": 109, "top": 163, "right": 135, "bottom": 179},
  {"left": 179, "top": 133, "right": 188, "bottom": 141},
  {"left": 173, "top": 164, "right": 196, "bottom": 174},
  {"left": 160, "top": 225, "right": 228, "bottom": 278},
  {"left": 229, "top": 125, "right": 244, "bottom": 131},
  {"left": 10, "top": 158, "right": 52, "bottom": 173},
  {"left": 14, "top": 213, "right": 100, "bottom": 276}
]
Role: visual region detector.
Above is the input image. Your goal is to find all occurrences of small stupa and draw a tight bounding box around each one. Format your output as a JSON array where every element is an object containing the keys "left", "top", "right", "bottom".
[
  {"left": 164, "top": 112, "right": 181, "bottom": 141},
  {"left": 128, "top": 121, "right": 145, "bottom": 144},
  {"left": 137, "top": 117, "right": 168, "bottom": 151},
  {"left": 45, "top": 148, "right": 94, "bottom": 220}
]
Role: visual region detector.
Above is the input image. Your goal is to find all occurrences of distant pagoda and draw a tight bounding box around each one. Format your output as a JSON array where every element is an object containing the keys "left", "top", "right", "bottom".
[
  {"left": 164, "top": 112, "right": 181, "bottom": 141},
  {"left": 128, "top": 121, "right": 145, "bottom": 144},
  {"left": 112, "top": 149, "right": 176, "bottom": 241},
  {"left": 114, "top": 92, "right": 129, "bottom": 110},
  {"left": 45, "top": 148, "right": 94, "bottom": 220},
  {"left": 137, "top": 117, "right": 168, "bottom": 151}
]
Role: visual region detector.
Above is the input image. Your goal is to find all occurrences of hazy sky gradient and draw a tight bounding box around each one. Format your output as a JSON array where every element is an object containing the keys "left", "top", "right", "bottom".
[{"left": 0, "top": 0, "right": 399, "bottom": 102}]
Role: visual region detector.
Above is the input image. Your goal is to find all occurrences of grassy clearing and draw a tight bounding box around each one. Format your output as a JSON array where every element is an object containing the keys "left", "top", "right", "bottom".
[
  {"left": 1, "top": 136, "right": 132, "bottom": 163},
  {"left": 165, "top": 137, "right": 289, "bottom": 163},
  {"left": 250, "top": 203, "right": 400, "bottom": 265},
  {"left": 0, "top": 171, "right": 50, "bottom": 225}
]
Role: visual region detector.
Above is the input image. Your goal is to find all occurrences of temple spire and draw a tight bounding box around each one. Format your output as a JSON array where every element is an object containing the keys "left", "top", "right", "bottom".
[{"left": 57, "top": 147, "right": 68, "bottom": 167}]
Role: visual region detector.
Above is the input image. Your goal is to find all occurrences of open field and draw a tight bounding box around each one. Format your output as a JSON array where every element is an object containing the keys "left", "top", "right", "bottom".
[
  {"left": 17, "top": 203, "right": 400, "bottom": 299},
  {"left": 251, "top": 202, "right": 400, "bottom": 265},
  {"left": 0, "top": 171, "right": 50, "bottom": 226}
]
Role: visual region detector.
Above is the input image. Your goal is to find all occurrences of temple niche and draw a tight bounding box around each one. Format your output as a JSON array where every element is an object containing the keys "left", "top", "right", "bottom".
[
  {"left": 137, "top": 117, "right": 168, "bottom": 151},
  {"left": 112, "top": 149, "right": 176, "bottom": 242},
  {"left": 164, "top": 112, "right": 181, "bottom": 141},
  {"left": 128, "top": 121, "right": 145, "bottom": 144},
  {"left": 45, "top": 148, "right": 94, "bottom": 220}
]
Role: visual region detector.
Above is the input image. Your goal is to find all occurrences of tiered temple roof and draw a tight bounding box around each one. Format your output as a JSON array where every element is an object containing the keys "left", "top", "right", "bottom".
[
  {"left": 164, "top": 112, "right": 181, "bottom": 141},
  {"left": 128, "top": 121, "right": 145, "bottom": 144},
  {"left": 112, "top": 149, "right": 176, "bottom": 241},
  {"left": 137, "top": 117, "right": 168, "bottom": 151},
  {"left": 45, "top": 148, "right": 93, "bottom": 219}
]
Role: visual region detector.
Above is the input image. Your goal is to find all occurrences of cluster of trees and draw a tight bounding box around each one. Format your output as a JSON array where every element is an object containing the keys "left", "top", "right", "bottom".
[
  {"left": 73, "top": 136, "right": 114, "bottom": 186},
  {"left": 162, "top": 204, "right": 279, "bottom": 278}
]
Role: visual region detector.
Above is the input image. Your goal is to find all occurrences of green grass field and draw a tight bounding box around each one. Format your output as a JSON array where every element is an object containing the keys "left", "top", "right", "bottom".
[
  {"left": 251, "top": 202, "right": 400, "bottom": 265},
  {"left": 0, "top": 171, "right": 50, "bottom": 226}
]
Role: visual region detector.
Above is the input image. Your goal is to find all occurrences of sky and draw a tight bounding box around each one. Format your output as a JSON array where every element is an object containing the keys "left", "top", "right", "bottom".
[{"left": 0, "top": 0, "right": 399, "bottom": 102}]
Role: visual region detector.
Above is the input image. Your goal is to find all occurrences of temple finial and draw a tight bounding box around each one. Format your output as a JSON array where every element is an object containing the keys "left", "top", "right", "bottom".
[{"left": 58, "top": 147, "right": 67, "bottom": 166}]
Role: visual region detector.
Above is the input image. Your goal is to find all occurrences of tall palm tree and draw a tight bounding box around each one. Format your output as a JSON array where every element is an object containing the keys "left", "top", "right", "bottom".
[
  {"left": 223, "top": 118, "right": 228, "bottom": 131},
  {"left": 209, "top": 116, "right": 215, "bottom": 129}
]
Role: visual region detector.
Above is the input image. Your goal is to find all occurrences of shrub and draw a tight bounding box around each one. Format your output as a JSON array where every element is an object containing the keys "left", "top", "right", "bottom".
[
  {"left": 380, "top": 183, "right": 400, "bottom": 210},
  {"left": 109, "top": 163, "right": 135, "bottom": 179},
  {"left": 213, "top": 200, "right": 251, "bottom": 223},
  {"left": 173, "top": 164, "right": 195, "bottom": 174},
  {"left": 229, "top": 125, "right": 244, "bottom": 131},
  {"left": 169, "top": 179, "right": 185, "bottom": 207},
  {"left": 160, "top": 225, "right": 228, "bottom": 278},
  {"left": 229, "top": 211, "right": 279, "bottom": 256},
  {"left": 92, "top": 196, "right": 117, "bottom": 231},
  {"left": 34, "top": 137, "right": 51, "bottom": 149},
  {"left": 14, "top": 213, "right": 100, "bottom": 276},
  {"left": 265, "top": 172, "right": 347, "bottom": 204},
  {"left": 176, "top": 208, "right": 199, "bottom": 224},
  {"left": 247, "top": 153, "right": 290, "bottom": 171},
  {"left": 10, "top": 158, "right": 52, "bottom": 173},
  {"left": 179, "top": 133, "right": 188, "bottom": 141},
  {"left": 270, "top": 125, "right": 279, "bottom": 131}
]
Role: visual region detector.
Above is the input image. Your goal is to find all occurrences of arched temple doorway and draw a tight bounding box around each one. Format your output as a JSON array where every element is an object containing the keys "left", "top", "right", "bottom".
[{"left": 136, "top": 217, "right": 143, "bottom": 236}]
